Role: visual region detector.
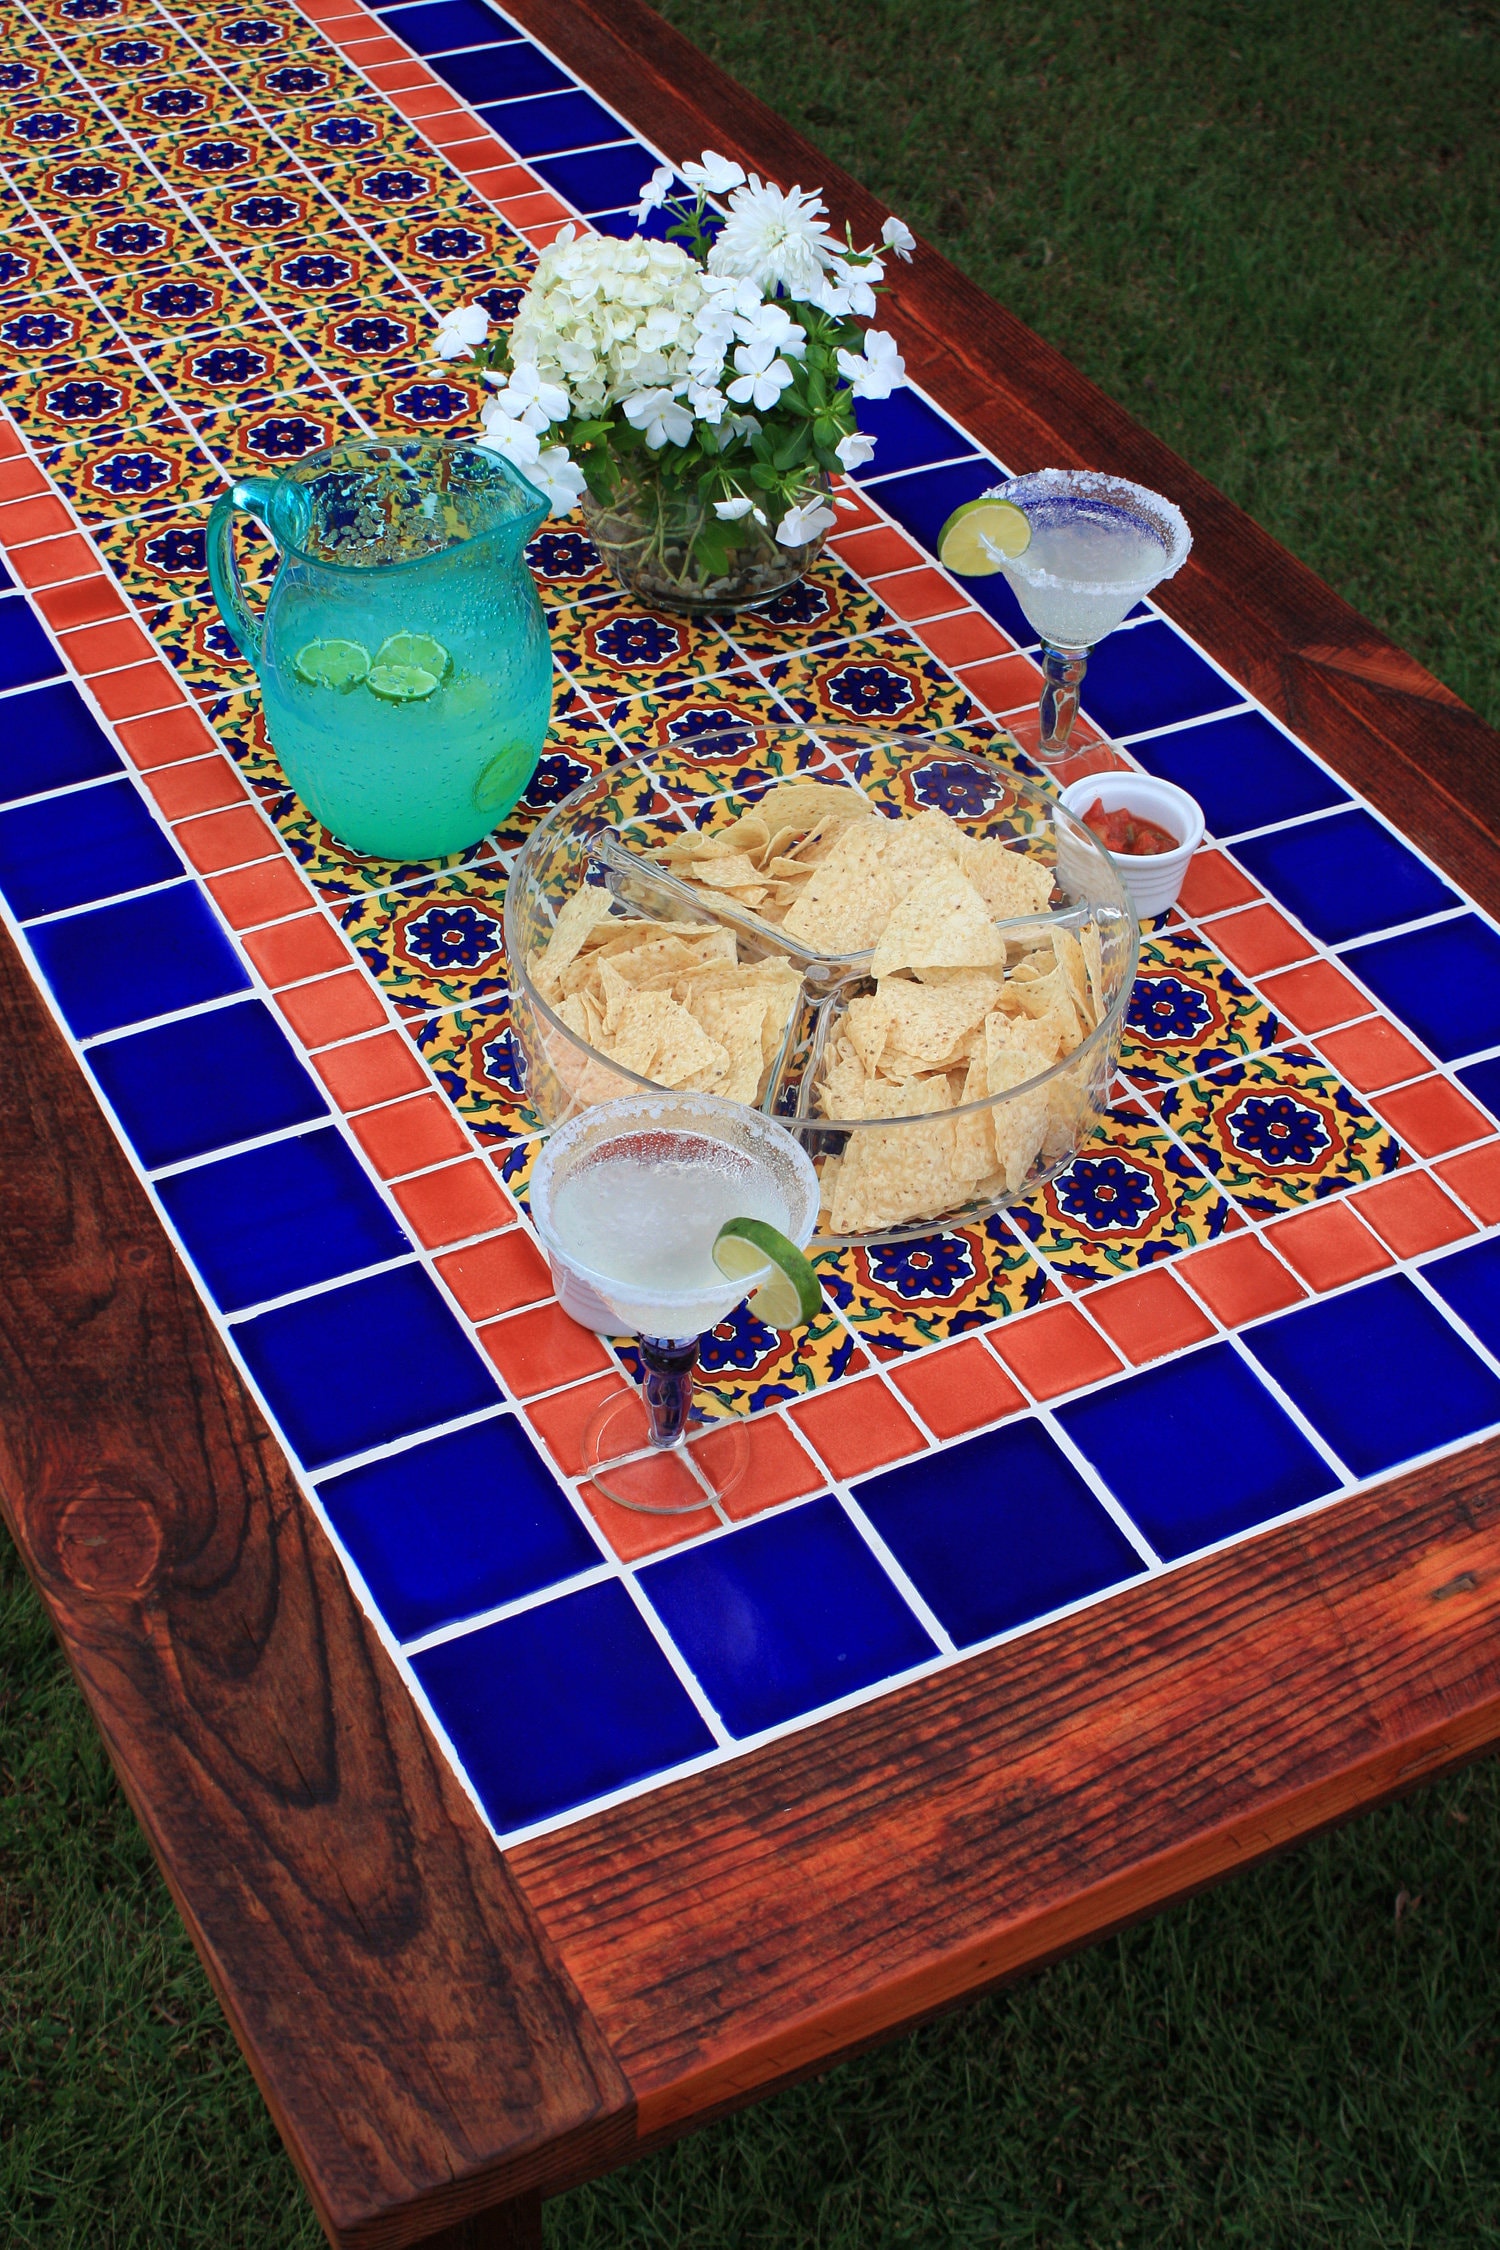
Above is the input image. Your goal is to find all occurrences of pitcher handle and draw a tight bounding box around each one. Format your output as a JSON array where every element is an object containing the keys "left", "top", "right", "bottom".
[{"left": 207, "top": 478, "right": 278, "bottom": 671}]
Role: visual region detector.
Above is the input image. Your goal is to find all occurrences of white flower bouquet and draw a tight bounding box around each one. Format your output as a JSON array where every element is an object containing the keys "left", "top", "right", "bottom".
[{"left": 435, "top": 151, "right": 915, "bottom": 609}]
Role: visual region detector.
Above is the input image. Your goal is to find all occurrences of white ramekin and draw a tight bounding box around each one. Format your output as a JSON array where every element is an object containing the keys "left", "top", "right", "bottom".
[{"left": 1058, "top": 772, "right": 1205, "bottom": 919}]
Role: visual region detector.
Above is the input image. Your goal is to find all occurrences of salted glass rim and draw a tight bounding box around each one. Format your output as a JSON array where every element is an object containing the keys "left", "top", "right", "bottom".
[{"left": 984, "top": 467, "right": 1192, "bottom": 597}]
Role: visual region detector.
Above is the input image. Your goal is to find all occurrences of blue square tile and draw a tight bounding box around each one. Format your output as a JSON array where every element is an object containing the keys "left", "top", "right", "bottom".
[
  {"left": 0, "top": 560, "right": 15, "bottom": 592},
  {"left": 1078, "top": 619, "right": 1239, "bottom": 739},
  {"left": 0, "top": 775, "right": 182, "bottom": 922},
  {"left": 1422, "top": 1238, "right": 1500, "bottom": 1365},
  {"left": 318, "top": 1415, "right": 600, "bottom": 1642},
  {"left": 1457, "top": 1054, "right": 1500, "bottom": 1126},
  {"left": 1233, "top": 808, "right": 1459, "bottom": 948},
  {"left": 639, "top": 1496, "right": 934, "bottom": 1738},
  {"left": 1343, "top": 918, "right": 1500, "bottom": 1064},
  {"left": 873, "top": 457, "right": 998, "bottom": 556},
  {"left": 1244, "top": 1274, "right": 1500, "bottom": 1480},
  {"left": 157, "top": 1125, "right": 410, "bottom": 1314},
  {"left": 411, "top": 1578, "right": 715, "bottom": 1833},
  {"left": 435, "top": 41, "right": 568, "bottom": 102},
  {"left": 234, "top": 1263, "right": 503, "bottom": 1470},
  {"left": 379, "top": 0, "right": 521, "bottom": 52},
  {"left": 532, "top": 143, "right": 655, "bottom": 217},
  {"left": 0, "top": 680, "right": 124, "bottom": 804},
  {"left": 591, "top": 203, "right": 676, "bottom": 242},
  {"left": 851, "top": 390, "right": 975, "bottom": 481},
  {"left": 853, "top": 1419, "right": 1144, "bottom": 1646},
  {"left": 87, "top": 997, "right": 326, "bottom": 1169},
  {"left": 0, "top": 601, "right": 64, "bottom": 696},
  {"left": 477, "top": 90, "right": 621, "bottom": 158},
  {"left": 29, "top": 883, "right": 251, "bottom": 1039},
  {"left": 1131, "top": 709, "right": 1350, "bottom": 839},
  {"left": 1056, "top": 1343, "right": 1339, "bottom": 1562}
]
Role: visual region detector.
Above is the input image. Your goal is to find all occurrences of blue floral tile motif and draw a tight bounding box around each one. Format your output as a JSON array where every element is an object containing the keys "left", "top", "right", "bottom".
[
  {"left": 767, "top": 631, "right": 976, "bottom": 734},
  {"left": 640, "top": 1496, "right": 935, "bottom": 1737},
  {"left": 1343, "top": 916, "right": 1500, "bottom": 1064},
  {"left": 87, "top": 997, "right": 326, "bottom": 1170},
  {"left": 723, "top": 557, "right": 890, "bottom": 664},
  {"left": 0, "top": 680, "right": 122, "bottom": 802},
  {"left": 616, "top": 1305, "right": 859, "bottom": 1421},
  {"left": 317, "top": 1415, "right": 600, "bottom": 1644},
  {"left": 410, "top": 1001, "right": 539, "bottom": 1141},
  {"left": 1244, "top": 1275, "right": 1500, "bottom": 1480},
  {"left": 816, "top": 1218, "right": 1049, "bottom": 1356},
  {"left": 1119, "top": 931, "right": 1284, "bottom": 1089},
  {"left": 1056, "top": 1344, "right": 1340, "bottom": 1562},
  {"left": 1130, "top": 709, "right": 1350, "bottom": 839},
  {"left": 1153, "top": 1048, "right": 1402, "bottom": 1216},
  {"left": 340, "top": 870, "right": 510, "bottom": 1017},
  {"left": 235, "top": 1263, "right": 504, "bottom": 1471},
  {"left": 1009, "top": 1101, "right": 1237, "bottom": 1283},
  {"left": 1233, "top": 808, "right": 1460, "bottom": 947},
  {"left": 852, "top": 1418, "right": 1145, "bottom": 1646},
  {"left": 411, "top": 1578, "right": 716, "bottom": 1834},
  {"left": 0, "top": 777, "right": 183, "bottom": 923},
  {"left": 29, "top": 882, "right": 252, "bottom": 1040},
  {"left": 1421, "top": 1238, "right": 1500, "bottom": 1365}
]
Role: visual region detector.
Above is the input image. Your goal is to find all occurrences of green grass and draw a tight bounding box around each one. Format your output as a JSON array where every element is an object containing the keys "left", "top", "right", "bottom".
[{"left": 5, "top": 1, "right": 1500, "bottom": 2242}]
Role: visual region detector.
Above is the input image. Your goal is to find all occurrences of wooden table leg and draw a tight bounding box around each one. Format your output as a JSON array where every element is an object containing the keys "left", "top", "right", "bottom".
[{"left": 413, "top": 2192, "right": 544, "bottom": 2250}]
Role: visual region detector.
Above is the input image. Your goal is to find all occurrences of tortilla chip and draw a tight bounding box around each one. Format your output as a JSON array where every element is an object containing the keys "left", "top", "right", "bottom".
[
  {"left": 962, "top": 837, "right": 1055, "bottom": 919},
  {"left": 984, "top": 1011, "right": 1061, "bottom": 1190},
  {"left": 1054, "top": 924, "right": 1097, "bottom": 1031},
  {"left": 532, "top": 883, "right": 614, "bottom": 992},
  {"left": 780, "top": 818, "right": 901, "bottom": 953},
  {"left": 828, "top": 1076, "right": 962, "bottom": 1234},
  {"left": 870, "top": 865, "right": 1006, "bottom": 979}
]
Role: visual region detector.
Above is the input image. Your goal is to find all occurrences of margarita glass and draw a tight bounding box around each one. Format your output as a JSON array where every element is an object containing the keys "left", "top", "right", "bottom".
[
  {"left": 530, "top": 1092, "right": 820, "bottom": 1512},
  {"left": 983, "top": 470, "right": 1191, "bottom": 761}
]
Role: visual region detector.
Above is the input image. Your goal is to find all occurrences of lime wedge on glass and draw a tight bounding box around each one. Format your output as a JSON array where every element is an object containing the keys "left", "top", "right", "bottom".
[
  {"left": 936, "top": 496, "right": 1031, "bottom": 576},
  {"left": 367, "top": 662, "right": 439, "bottom": 703},
  {"left": 713, "top": 1217, "right": 822, "bottom": 1330},
  {"left": 293, "top": 637, "right": 370, "bottom": 690},
  {"left": 375, "top": 631, "right": 451, "bottom": 682}
]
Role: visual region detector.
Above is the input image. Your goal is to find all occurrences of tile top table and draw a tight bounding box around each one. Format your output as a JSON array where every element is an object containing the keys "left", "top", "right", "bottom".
[{"left": 3, "top": 0, "right": 1500, "bottom": 2242}]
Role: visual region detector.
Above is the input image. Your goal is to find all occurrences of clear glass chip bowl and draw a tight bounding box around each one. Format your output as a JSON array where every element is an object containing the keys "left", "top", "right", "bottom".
[{"left": 504, "top": 733, "right": 1139, "bottom": 1245}]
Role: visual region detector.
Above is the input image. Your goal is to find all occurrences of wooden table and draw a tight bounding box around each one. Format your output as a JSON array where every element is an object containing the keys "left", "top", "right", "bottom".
[{"left": 4, "top": 1, "right": 1500, "bottom": 2245}]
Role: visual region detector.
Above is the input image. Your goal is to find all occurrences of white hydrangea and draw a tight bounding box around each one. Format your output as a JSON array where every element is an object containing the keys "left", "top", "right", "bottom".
[{"left": 508, "top": 231, "right": 724, "bottom": 419}]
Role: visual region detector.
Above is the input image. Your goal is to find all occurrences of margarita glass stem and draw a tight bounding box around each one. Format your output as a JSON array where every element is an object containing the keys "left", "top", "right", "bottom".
[
  {"left": 638, "top": 1334, "right": 699, "bottom": 1447},
  {"left": 1038, "top": 643, "right": 1090, "bottom": 757}
]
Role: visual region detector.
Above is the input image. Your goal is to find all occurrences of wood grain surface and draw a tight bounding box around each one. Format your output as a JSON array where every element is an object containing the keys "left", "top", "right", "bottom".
[{"left": 0, "top": 923, "right": 634, "bottom": 2250}]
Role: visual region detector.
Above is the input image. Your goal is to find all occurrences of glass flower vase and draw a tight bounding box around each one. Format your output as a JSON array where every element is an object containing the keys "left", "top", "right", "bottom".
[{"left": 579, "top": 459, "right": 829, "bottom": 613}]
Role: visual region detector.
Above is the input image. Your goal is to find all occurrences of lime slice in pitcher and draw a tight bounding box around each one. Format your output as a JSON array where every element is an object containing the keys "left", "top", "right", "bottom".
[
  {"left": 375, "top": 631, "right": 451, "bottom": 682},
  {"left": 713, "top": 1218, "right": 822, "bottom": 1330},
  {"left": 293, "top": 637, "right": 370, "bottom": 690},
  {"left": 368, "top": 662, "right": 439, "bottom": 703}
]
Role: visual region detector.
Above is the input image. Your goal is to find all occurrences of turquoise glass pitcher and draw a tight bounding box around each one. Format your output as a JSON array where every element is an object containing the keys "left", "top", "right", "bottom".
[{"left": 207, "top": 438, "right": 553, "bottom": 860}]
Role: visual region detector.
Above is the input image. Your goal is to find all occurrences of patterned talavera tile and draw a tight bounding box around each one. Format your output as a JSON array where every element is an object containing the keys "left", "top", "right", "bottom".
[
  {"left": 1152, "top": 1047, "right": 1404, "bottom": 1218},
  {"left": 38, "top": 427, "right": 224, "bottom": 526},
  {"left": 200, "top": 688, "right": 290, "bottom": 793},
  {"left": 0, "top": 40, "right": 93, "bottom": 103},
  {"left": 395, "top": 220, "right": 533, "bottom": 288},
  {"left": 334, "top": 368, "right": 485, "bottom": 438},
  {"left": 335, "top": 156, "right": 460, "bottom": 228},
  {"left": 105, "top": 263, "right": 262, "bottom": 344},
  {"left": 409, "top": 1000, "right": 541, "bottom": 1144},
  {"left": 143, "top": 322, "right": 326, "bottom": 418},
  {"left": 263, "top": 787, "right": 504, "bottom": 906},
  {"left": 276, "top": 103, "right": 405, "bottom": 171},
  {"left": 1009, "top": 1097, "right": 1240, "bottom": 1285},
  {"left": 1119, "top": 932, "right": 1286, "bottom": 1089},
  {"left": 0, "top": 290, "right": 125, "bottom": 370},
  {"left": 341, "top": 870, "right": 511, "bottom": 1019},
  {"left": 116, "top": 72, "right": 252, "bottom": 133},
  {"left": 149, "top": 601, "right": 259, "bottom": 697},
  {"left": 193, "top": 10, "right": 331, "bottom": 70},
  {"left": 0, "top": 229, "right": 81, "bottom": 302},
  {"left": 723, "top": 557, "right": 894, "bottom": 665},
  {"left": 284, "top": 299, "right": 431, "bottom": 375},
  {"left": 194, "top": 393, "right": 368, "bottom": 476},
  {"left": 0, "top": 355, "right": 177, "bottom": 444},
  {"left": 187, "top": 176, "right": 341, "bottom": 250},
  {"left": 95, "top": 501, "right": 277, "bottom": 611},
  {"left": 1, "top": 91, "right": 114, "bottom": 162},
  {"left": 246, "top": 55, "right": 370, "bottom": 110},
  {"left": 488, "top": 693, "right": 638, "bottom": 858},
  {"left": 24, "top": 156, "right": 182, "bottom": 245},
  {"left": 524, "top": 521, "right": 611, "bottom": 609},
  {"left": 67, "top": 212, "right": 189, "bottom": 287},
  {"left": 617, "top": 1307, "right": 863, "bottom": 1422},
  {"left": 764, "top": 628, "right": 979, "bottom": 735},
  {"left": 549, "top": 592, "right": 740, "bottom": 699},
  {"left": 245, "top": 235, "right": 395, "bottom": 304},
  {"left": 61, "top": 21, "right": 207, "bottom": 79},
  {"left": 839, "top": 726, "right": 1038, "bottom": 823},
  {"left": 816, "top": 1217, "right": 1052, "bottom": 1358},
  {"left": 602, "top": 673, "right": 824, "bottom": 798}
]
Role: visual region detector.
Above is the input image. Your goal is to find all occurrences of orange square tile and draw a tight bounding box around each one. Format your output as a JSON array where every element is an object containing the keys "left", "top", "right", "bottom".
[
  {"left": 498, "top": 190, "right": 571, "bottom": 227},
  {"left": 421, "top": 114, "right": 492, "bottom": 150},
  {"left": 1318, "top": 1017, "right": 1430, "bottom": 1093},
  {"left": 829, "top": 481, "right": 880, "bottom": 528},
  {"left": 0, "top": 418, "right": 22, "bottom": 458},
  {"left": 361, "top": 51, "right": 432, "bottom": 81},
  {"left": 520, "top": 217, "right": 581, "bottom": 250},
  {"left": 914, "top": 609, "right": 1014, "bottom": 669},
  {"left": 0, "top": 458, "right": 48, "bottom": 502},
  {"left": 1176, "top": 851, "right": 1261, "bottom": 921},
  {"left": 991, "top": 1302, "right": 1122, "bottom": 1402},
  {"left": 143, "top": 755, "right": 246, "bottom": 821},
  {"left": 116, "top": 704, "right": 217, "bottom": 771},
  {"left": 887, "top": 1336, "right": 1025, "bottom": 1440},
  {"left": 957, "top": 650, "right": 1044, "bottom": 715},
  {"left": 1356, "top": 1172, "right": 1475, "bottom": 1259},
  {"left": 33, "top": 575, "right": 128, "bottom": 632},
  {"left": 830, "top": 523, "right": 922, "bottom": 578},
  {"left": 58, "top": 614, "right": 155, "bottom": 675},
  {"left": 0, "top": 492, "right": 73, "bottom": 545},
  {"left": 1269, "top": 1203, "right": 1392, "bottom": 1292},
  {"left": 436, "top": 1227, "right": 549, "bottom": 1321},
  {"left": 349, "top": 1092, "right": 470, "bottom": 1179},
  {"left": 393, "top": 1159, "right": 513, "bottom": 1248},
  {"left": 1435, "top": 1143, "right": 1500, "bottom": 1227},
  {"left": 577, "top": 1466, "right": 716, "bottom": 1561},
  {"left": 1377, "top": 1077, "right": 1492, "bottom": 1158},
  {"left": 710, "top": 1414, "right": 826, "bottom": 1520},
  {"left": 387, "top": 83, "right": 450, "bottom": 118},
  {"left": 10, "top": 533, "right": 96, "bottom": 588},
  {"left": 527, "top": 1372, "right": 645, "bottom": 1477},
  {"left": 464, "top": 162, "right": 538, "bottom": 201},
  {"left": 788, "top": 1378, "right": 925, "bottom": 1481},
  {"left": 1176, "top": 1234, "right": 1306, "bottom": 1327},
  {"left": 481, "top": 1301, "right": 613, "bottom": 1398},
  {"left": 88, "top": 661, "right": 187, "bottom": 722},
  {"left": 174, "top": 803, "right": 275, "bottom": 874},
  {"left": 206, "top": 855, "right": 314, "bottom": 929},
  {"left": 311, "top": 1030, "right": 429, "bottom": 1111},
  {"left": 277, "top": 970, "right": 388, "bottom": 1048},
  {"left": 1210, "top": 903, "right": 1314, "bottom": 978},
  {"left": 241, "top": 911, "right": 350, "bottom": 989},
  {"left": 1257, "top": 961, "right": 1372, "bottom": 1035},
  {"left": 869, "top": 565, "right": 961, "bottom": 622},
  {"left": 1088, "top": 1268, "right": 1217, "bottom": 1366}
]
